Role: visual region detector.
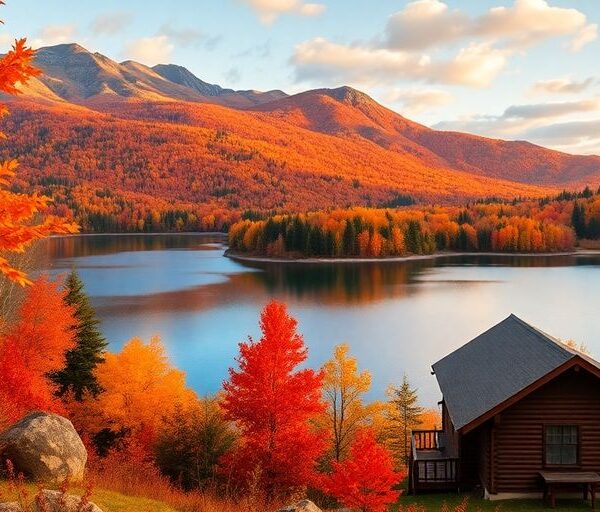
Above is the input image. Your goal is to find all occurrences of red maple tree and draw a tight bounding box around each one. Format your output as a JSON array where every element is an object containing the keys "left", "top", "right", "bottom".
[
  {"left": 322, "top": 428, "right": 404, "bottom": 512},
  {"left": 222, "top": 301, "right": 325, "bottom": 496}
]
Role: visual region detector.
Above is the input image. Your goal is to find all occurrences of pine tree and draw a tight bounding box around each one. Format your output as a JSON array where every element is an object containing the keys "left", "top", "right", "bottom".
[
  {"left": 571, "top": 201, "right": 587, "bottom": 239},
  {"left": 52, "top": 269, "right": 108, "bottom": 400},
  {"left": 386, "top": 375, "right": 423, "bottom": 467},
  {"left": 342, "top": 221, "right": 356, "bottom": 256}
]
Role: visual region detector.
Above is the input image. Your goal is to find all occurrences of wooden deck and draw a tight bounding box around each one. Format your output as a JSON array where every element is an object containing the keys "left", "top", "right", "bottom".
[{"left": 409, "top": 430, "right": 460, "bottom": 493}]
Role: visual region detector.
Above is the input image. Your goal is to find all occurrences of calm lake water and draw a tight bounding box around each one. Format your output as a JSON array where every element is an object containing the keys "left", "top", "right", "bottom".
[{"left": 41, "top": 234, "right": 600, "bottom": 407}]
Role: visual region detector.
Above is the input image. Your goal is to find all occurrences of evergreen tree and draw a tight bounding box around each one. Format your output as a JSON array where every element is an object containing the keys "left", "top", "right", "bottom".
[
  {"left": 342, "top": 221, "right": 356, "bottom": 256},
  {"left": 52, "top": 269, "right": 108, "bottom": 400},
  {"left": 405, "top": 221, "right": 423, "bottom": 254},
  {"left": 386, "top": 375, "right": 423, "bottom": 467},
  {"left": 571, "top": 202, "right": 587, "bottom": 239}
]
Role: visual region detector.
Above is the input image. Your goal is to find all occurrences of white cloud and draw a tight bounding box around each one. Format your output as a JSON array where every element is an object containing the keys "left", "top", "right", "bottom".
[
  {"left": 293, "top": 38, "right": 508, "bottom": 88},
  {"left": 503, "top": 99, "right": 600, "bottom": 119},
  {"left": 385, "top": 0, "right": 469, "bottom": 51},
  {"left": 31, "top": 24, "right": 77, "bottom": 48},
  {"left": 224, "top": 67, "right": 242, "bottom": 85},
  {"left": 159, "top": 23, "right": 207, "bottom": 47},
  {"left": 124, "top": 35, "right": 174, "bottom": 66},
  {"left": 292, "top": 0, "right": 597, "bottom": 93},
  {"left": 385, "top": 0, "right": 597, "bottom": 52},
  {"left": 434, "top": 97, "right": 600, "bottom": 149},
  {"left": 531, "top": 77, "right": 595, "bottom": 95},
  {"left": 90, "top": 11, "right": 133, "bottom": 35},
  {"left": 429, "top": 43, "right": 509, "bottom": 88},
  {"left": 240, "top": 0, "right": 326, "bottom": 24},
  {"left": 524, "top": 119, "right": 600, "bottom": 155},
  {"left": 385, "top": 88, "right": 454, "bottom": 114},
  {"left": 569, "top": 23, "right": 598, "bottom": 52}
]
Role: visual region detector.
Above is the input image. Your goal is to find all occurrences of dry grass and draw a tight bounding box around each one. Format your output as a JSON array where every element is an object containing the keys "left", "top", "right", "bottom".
[
  {"left": 0, "top": 457, "right": 286, "bottom": 512},
  {"left": 85, "top": 457, "right": 286, "bottom": 512}
]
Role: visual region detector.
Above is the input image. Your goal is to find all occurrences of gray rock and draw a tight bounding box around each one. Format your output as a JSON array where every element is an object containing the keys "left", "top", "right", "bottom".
[
  {"left": 0, "top": 412, "right": 87, "bottom": 483},
  {"left": 278, "top": 500, "right": 322, "bottom": 512},
  {"left": 0, "top": 490, "right": 103, "bottom": 512},
  {"left": 35, "top": 490, "right": 103, "bottom": 512},
  {"left": 0, "top": 504, "right": 21, "bottom": 512}
]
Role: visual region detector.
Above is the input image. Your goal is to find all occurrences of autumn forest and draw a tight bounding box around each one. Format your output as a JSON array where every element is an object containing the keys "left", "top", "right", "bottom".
[{"left": 3, "top": 2, "right": 600, "bottom": 511}]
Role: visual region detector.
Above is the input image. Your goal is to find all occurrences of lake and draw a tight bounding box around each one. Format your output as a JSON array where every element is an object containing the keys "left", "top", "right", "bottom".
[{"left": 41, "top": 234, "right": 600, "bottom": 407}]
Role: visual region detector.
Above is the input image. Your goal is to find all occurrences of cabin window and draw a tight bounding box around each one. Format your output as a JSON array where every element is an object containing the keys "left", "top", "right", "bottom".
[{"left": 545, "top": 425, "right": 578, "bottom": 465}]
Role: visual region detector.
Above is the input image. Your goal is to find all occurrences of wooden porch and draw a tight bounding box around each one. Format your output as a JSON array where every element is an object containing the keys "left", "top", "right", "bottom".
[{"left": 409, "top": 430, "right": 460, "bottom": 494}]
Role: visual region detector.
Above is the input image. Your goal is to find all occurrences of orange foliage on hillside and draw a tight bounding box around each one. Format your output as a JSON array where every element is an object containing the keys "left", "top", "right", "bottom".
[
  {"left": 0, "top": 98, "right": 558, "bottom": 233},
  {"left": 0, "top": 41, "right": 78, "bottom": 284}
]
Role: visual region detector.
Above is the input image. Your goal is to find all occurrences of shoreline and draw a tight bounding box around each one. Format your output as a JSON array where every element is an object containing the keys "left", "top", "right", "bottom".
[
  {"left": 226, "top": 249, "right": 600, "bottom": 264},
  {"left": 50, "top": 232, "right": 228, "bottom": 238}
]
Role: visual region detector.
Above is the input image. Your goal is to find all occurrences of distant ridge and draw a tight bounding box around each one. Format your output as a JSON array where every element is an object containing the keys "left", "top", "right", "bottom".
[{"left": 16, "top": 43, "right": 288, "bottom": 107}]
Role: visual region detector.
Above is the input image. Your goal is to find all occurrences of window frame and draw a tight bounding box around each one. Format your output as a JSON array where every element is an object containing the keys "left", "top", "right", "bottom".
[{"left": 543, "top": 424, "right": 581, "bottom": 468}]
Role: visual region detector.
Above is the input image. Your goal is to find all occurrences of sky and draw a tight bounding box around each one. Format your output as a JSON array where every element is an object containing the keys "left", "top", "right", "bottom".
[{"left": 2, "top": 0, "right": 600, "bottom": 155}]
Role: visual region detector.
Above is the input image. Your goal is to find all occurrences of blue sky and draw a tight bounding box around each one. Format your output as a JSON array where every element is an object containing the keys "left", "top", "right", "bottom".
[{"left": 2, "top": 0, "right": 600, "bottom": 154}]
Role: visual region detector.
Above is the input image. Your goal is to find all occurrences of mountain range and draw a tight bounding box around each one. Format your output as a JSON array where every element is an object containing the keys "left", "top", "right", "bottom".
[{"left": 3, "top": 43, "right": 600, "bottom": 230}]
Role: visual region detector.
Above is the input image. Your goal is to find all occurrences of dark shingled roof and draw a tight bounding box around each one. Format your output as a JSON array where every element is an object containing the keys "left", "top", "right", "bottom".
[{"left": 432, "top": 314, "right": 600, "bottom": 432}]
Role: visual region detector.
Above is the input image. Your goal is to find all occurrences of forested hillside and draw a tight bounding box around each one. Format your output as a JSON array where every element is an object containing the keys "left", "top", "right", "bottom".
[{"left": 5, "top": 43, "right": 600, "bottom": 233}]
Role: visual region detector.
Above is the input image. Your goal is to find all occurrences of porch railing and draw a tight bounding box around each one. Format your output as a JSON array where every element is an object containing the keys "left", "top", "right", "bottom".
[{"left": 409, "top": 430, "right": 460, "bottom": 493}]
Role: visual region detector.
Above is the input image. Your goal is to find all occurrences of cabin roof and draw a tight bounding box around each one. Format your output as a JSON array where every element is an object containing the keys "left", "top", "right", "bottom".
[{"left": 432, "top": 314, "right": 600, "bottom": 432}]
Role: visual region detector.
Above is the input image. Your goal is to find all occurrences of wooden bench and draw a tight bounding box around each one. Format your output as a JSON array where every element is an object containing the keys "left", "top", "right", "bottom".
[{"left": 539, "top": 471, "right": 600, "bottom": 509}]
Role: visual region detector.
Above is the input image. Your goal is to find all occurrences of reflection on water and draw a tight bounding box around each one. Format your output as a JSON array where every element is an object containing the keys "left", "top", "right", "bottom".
[{"left": 41, "top": 235, "right": 600, "bottom": 406}]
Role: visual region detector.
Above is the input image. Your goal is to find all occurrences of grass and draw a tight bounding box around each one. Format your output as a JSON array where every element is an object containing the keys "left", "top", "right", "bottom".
[
  {"left": 395, "top": 491, "right": 594, "bottom": 512},
  {"left": 0, "top": 481, "right": 179, "bottom": 512}
]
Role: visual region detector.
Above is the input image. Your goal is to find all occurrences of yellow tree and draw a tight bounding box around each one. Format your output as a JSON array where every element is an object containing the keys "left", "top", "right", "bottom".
[
  {"left": 92, "top": 336, "right": 196, "bottom": 443},
  {"left": 321, "top": 343, "right": 374, "bottom": 462}
]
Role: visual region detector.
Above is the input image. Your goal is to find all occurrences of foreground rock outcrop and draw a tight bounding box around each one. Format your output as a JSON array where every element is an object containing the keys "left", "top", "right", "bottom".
[
  {"left": 0, "top": 490, "right": 102, "bottom": 512},
  {"left": 278, "top": 500, "right": 323, "bottom": 512},
  {"left": 0, "top": 412, "right": 87, "bottom": 483}
]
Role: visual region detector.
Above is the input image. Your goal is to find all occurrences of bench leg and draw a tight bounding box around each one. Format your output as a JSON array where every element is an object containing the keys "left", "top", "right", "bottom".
[
  {"left": 550, "top": 484, "right": 556, "bottom": 508},
  {"left": 585, "top": 484, "right": 589, "bottom": 501}
]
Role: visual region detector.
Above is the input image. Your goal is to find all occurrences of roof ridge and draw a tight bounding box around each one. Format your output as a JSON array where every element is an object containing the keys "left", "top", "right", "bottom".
[
  {"left": 433, "top": 314, "right": 525, "bottom": 370},
  {"left": 508, "top": 314, "right": 573, "bottom": 358}
]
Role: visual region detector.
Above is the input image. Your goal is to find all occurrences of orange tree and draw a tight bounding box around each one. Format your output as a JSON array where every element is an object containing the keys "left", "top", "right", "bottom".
[{"left": 0, "top": 37, "right": 78, "bottom": 286}]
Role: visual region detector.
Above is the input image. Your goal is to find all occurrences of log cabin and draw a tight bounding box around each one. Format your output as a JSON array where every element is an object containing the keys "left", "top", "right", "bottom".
[{"left": 409, "top": 314, "right": 600, "bottom": 500}]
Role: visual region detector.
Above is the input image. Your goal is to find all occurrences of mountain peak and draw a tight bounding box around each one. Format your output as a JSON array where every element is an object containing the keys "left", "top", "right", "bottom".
[
  {"left": 152, "top": 63, "right": 228, "bottom": 97},
  {"left": 39, "top": 42, "right": 88, "bottom": 54},
  {"left": 319, "top": 86, "right": 374, "bottom": 107}
]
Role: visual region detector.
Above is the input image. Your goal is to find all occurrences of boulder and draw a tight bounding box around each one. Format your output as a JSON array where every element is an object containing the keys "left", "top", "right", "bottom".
[
  {"left": 278, "top": 500, "right": 322, "bottom": 512},
  {"left": 0, "top": 412, "right": 87, "bottom": 483},
  {"left": 0, "top": 504, "right": 21, "bottom": 512},
  {"left": 35, "top": 490, "right": 103, "bottom": 512},
  {"left": 0, "top": 490, "right": 103, "bottom": 512}
]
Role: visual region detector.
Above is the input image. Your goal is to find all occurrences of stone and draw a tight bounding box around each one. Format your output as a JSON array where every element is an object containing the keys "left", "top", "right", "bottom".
[
  {"left": 278, "top": 500, "right": 323, "bottom": 512},
  {"left": 0, "top": 490, "right": 103, "bottom": 512},
  {"left": 0, "top": 412, "right": 87, "bottom": 483},
  {"left": 35, "top": 490, "right": 103, "bottom": 512},
  {"left": 0, "top": 504, "right": 21, "bottom": 512}
]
